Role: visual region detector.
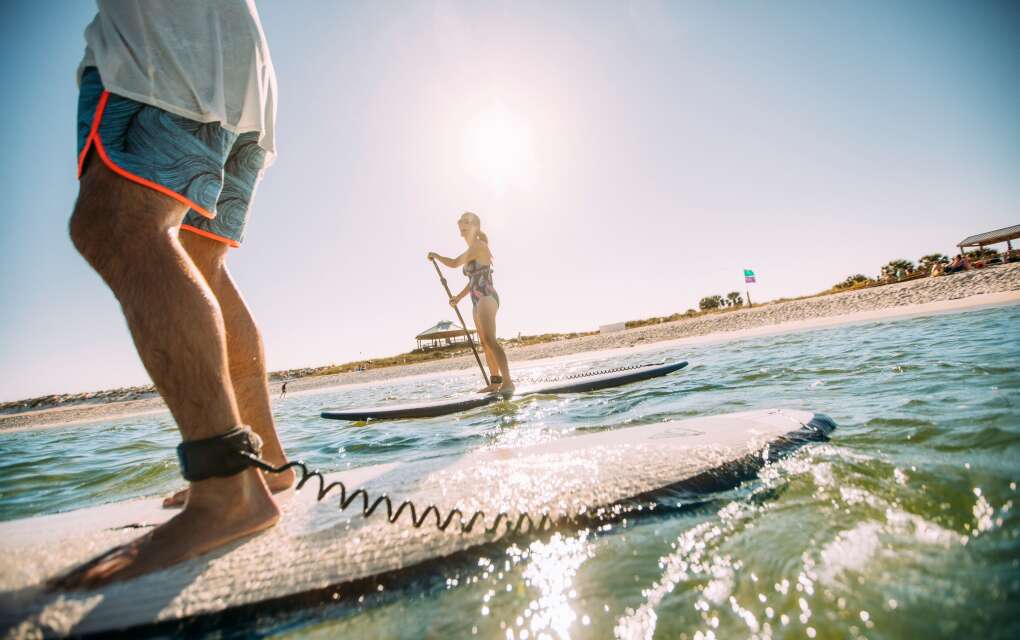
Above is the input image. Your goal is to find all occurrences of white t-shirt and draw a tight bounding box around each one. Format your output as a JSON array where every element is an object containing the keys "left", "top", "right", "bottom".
[{"left": 78, "top": 0, "right": 277, "bottom": 160}]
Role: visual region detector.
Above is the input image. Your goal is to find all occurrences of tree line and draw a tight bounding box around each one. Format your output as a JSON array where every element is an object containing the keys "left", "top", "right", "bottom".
[
  {"left": 698, "top": 291, "right": 745, "bottom": 311},
  {"left": 832, "top": 248, "right": 999, "bottom": 291}
]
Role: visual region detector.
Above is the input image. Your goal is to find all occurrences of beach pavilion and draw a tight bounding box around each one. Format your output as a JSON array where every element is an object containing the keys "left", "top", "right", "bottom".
[
  {"left": 415, "top": 320, "right": 477, "bottom": 351},
  {"left": 957, "top": 224, "right": 1020, "bottom": 255}
]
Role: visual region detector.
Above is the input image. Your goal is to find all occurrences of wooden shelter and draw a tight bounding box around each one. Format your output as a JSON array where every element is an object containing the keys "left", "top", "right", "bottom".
[
  {"left": 957, "top": 224, "right": 1020, "bottom": 253},
  {"left": 415, "top": 320, "right": 476, "bottom": 350}
]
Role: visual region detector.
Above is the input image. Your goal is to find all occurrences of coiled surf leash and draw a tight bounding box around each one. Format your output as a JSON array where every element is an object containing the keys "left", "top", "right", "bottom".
[
  {"left": 239, "top": 452, "right": 556, "bottom": 536},
  {"left": 233, "top": 446, "right": 757, "bottom": 539},
  {"left": 174, "top": 424, "right": 553, "bottom": 536}
]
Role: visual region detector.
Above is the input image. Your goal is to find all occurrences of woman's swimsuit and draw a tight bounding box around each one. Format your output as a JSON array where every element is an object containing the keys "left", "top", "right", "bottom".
[{"left": 463, "top": 260, "right": 499, "bottom": 307}]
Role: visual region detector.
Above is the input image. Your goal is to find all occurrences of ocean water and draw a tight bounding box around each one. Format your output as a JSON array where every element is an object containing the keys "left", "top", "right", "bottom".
[{"left": 1, "top": 304, "right": 1017, "bottom": 639}]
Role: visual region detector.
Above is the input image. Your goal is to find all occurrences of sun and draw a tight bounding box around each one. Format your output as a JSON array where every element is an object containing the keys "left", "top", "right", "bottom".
[{"left": 462, "top": 105, "right": 534, "bottom": 195}]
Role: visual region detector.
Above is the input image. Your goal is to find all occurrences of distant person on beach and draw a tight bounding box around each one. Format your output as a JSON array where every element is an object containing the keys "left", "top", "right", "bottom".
[
  {"left": 428, "top": 212, "right": 514, "bottom": 395},
  {"left": 54, "top": 1, "right": 293, "bottom": 589},
  {"left": 280, "top": 381, "right": 288, "bottom": 399},
  {"left": 945, "top": 254, "right": 970, "bottom": 274}
]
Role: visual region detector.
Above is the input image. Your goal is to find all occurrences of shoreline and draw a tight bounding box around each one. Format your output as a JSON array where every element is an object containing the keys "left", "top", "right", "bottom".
[{"left": 2, "top": 263, "right": 1018, "bottom": 433}]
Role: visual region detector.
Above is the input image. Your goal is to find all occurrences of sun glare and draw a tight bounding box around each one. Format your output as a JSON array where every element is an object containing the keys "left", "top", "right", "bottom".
[{"left": 462, "top": 105, "right": 535, "bottom": 195}]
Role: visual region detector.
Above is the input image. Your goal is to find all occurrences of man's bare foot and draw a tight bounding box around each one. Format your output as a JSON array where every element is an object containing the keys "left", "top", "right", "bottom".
[
  {"left": 476, "top": 383, "right": 501, "bottom": 394},
  {"left": 163, "top": 465, "right": 295, "bottom": 508},
  {"left": 498, "top": 381, "right": 515, "bottom": 397},
  {"left": 51, "top": 469, "right": 280, "bottom": 590}
]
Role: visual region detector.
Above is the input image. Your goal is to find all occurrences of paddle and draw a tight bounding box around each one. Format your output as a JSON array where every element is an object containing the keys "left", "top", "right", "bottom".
[{"left": 429, "top": 257, "right": 490, "bottom": 387}]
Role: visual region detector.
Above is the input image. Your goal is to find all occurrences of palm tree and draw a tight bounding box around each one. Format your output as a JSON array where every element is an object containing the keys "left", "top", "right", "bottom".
[
  {"left": 965, "top": 247, "right": 997, "bottom": 261},
  {"left": 917, "top": 253, "right": 949, "bottom": 274},
  {"left": 834, "top": 274, "right": 871, "bottom": 290},
  {"left": 699, "top": 295, "right": 723, "bottom": 311},
  {"left": 881, "top": 259, "right": 914, "bottom": 282},
  {"left": 726, "top": 291, "right": 743, "bottom": 307}
]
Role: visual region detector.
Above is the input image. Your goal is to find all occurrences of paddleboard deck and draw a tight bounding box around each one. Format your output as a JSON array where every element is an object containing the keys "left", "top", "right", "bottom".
[
  {"left": 0, "top": 408, "right": 834, "bottom": 638},
  {"left": 321, "top": 360, "right": 689, "bottom": 421}
]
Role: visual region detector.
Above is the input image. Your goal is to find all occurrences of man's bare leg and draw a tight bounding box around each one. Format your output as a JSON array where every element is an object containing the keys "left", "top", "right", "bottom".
[
  {"left": 55, "top": 162, "right": 279, "bottom": 589},
  {"left": 163, "top": 234, "right": 295, "bottom": 507}
]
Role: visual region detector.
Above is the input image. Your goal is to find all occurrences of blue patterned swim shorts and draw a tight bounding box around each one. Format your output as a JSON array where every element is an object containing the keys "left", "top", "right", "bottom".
[{"left": 76, "top": 67, "right": 267, "bottom": 247}]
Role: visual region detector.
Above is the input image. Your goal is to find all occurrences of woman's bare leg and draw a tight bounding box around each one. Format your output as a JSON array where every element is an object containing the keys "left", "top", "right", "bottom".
[
  {"left": 475, "top": 297, "right": 512, "bottom": 393},
  {"left": 473, "top": 305, "right": 500, "bottom": 392}
]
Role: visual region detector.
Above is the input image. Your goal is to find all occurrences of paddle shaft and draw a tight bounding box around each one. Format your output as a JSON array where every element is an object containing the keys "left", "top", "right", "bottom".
[{"left": 430, "top": 257, "right": 489, "bottom": 386}]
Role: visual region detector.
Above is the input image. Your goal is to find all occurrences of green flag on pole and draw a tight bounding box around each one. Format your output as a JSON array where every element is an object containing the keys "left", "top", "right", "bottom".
[{"left": 743, "top": 269, "right": 755, "bottom": 277}]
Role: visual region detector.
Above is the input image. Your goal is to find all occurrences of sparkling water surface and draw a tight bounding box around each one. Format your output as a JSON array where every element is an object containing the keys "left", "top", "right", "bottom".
[{"left": 1, "top": 304, "right": 1017, "bottom": 639}]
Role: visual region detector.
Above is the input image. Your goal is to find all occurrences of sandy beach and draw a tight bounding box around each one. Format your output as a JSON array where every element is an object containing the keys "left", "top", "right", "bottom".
[{"left": 2, "top": 262, "right": 1018, "bottom": 433}]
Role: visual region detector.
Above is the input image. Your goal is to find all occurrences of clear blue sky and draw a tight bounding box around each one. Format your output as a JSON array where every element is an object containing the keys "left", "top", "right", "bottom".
[{"left": 1, "top": 1, "right": 1017, "bottom": 401}]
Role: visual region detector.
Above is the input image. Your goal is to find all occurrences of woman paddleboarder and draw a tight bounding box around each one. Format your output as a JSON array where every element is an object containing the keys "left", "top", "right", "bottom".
[{"left": 428, "top": 212, "right": 513, "bottom": 394}]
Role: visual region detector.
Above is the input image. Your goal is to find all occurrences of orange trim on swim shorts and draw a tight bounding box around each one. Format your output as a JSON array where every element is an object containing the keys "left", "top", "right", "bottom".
[
  {"left": 77, "top": 91, "right": 108, "bottom": 177},
  {"left": 180, "top": 223, "right": 240, "bottom": 248},
  {"left": 78, "top": 90, "right": 215, "bottom": 220}
]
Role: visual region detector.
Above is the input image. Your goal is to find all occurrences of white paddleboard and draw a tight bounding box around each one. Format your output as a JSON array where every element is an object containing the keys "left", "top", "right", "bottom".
[{"left": 0, "top": 408, "right": 834, "bottom": 638}]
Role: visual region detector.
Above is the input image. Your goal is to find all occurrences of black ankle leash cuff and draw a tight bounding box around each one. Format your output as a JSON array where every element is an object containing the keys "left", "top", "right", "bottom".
[
  {"left": 177, "top": 426, "right": 263, "bottom": 482},
  {"left": 489, "top": 375, "right": 503, "bottom": 384}
]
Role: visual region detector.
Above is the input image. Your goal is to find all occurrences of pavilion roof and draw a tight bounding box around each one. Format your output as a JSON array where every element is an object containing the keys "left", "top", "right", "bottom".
[
  {"left": 415, "top": 320, "right": 474, "bottom": 341},
  {"left": 957, "top": 224, "right": 1020, "bottom": 248}
]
